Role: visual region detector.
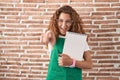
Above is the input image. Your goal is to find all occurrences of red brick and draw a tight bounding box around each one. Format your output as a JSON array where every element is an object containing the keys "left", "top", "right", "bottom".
[
  {"left": 29, "top": 25, "right": 47, "bottom": 28},
  {"left": 7, "top": 15, "right": 28, "bottom": 20},
  {"left": 97, "top": 77, "right": 119, "bottom": 80},
  {"left": 28, "top": 74, "right": 45, "bottom": 78},
  {"left": 89, "top": 42, "right": 98, "bottom": 46},
  {"left": 94, "top": 20, "right": 118, "bottom": 24},
  {"left": 117, "top": 46, "right": 120, "bottom": 49},
  {"left": 9, "top": 65, "right": 29, "bottom": 70},
  {"left": 93, "top": 64, "right": 114, "bottom": 67},
  {"left": 89, "top": 73, "right": 111, "bottom": 76},
  {"left": 84, "top": 25, "right": 99, "bottom": 29},
  {"left": 100, "top": 42, "right": 120, "bottom": 46},
  {"left": 6, "top": 74, "right": 26, "bottom": 77},
  {"left": 0, "top": 20, "right": 19, "bottom": 23},
  {"left": 29, "top": 41, "right": 42, "bottom": 45},
  {"left": 23, "top": 45, "right": 43, "bottom": 49},
  {"left": 1, "top": 8, "right": 22, "bottom": 11},
  {"left": 90, "top": 37, "right": 112, "bottom": 42},
  {"left": 83, "top": 20, "right": 92, "bottom": 24},
  {"left": 116, "top": 11, "right": 120, "bottom": 16},
  {"left": 23, "top": 8, "right": 45, "bottom": 12},
  {"left": 1, "top": 61, "right": 21, "bottom": 66},
  {"left": 0, "top": 28, "right": 20, "bottom": 33},
  {"left": 32, "top": 15, "right": 51, "bottom": 19},
  {"left": 0, "top": 12, "right": 18, "bottom": 15},
  {"left": 86, "top": 3, "right": 110, "bottom": 7},
  {"left": 111, "top": 3, "right": 120, "bottom": 7},
  {"left": 30, "top": 59, "right": 49, "bottom": 62},
  {"left": 23, "top": 0, "right": 44, "bottom": 3},
  {"left": 92, "top": 56, "right": 112, "bottom": 59},
  {"left": 71, "top": 0, "right": 92, "bottom": 2},
  {"left": 7, "top": 58, "right": 28, "bottom": 62},
  {"left": 95, "top": 0, "right": 119, "bottom": 2},
  {"left": 31, "top": 67, "right": 47, "bottom": 70},
  {"left": 0, "top": 69, "right": 19, "bottom": 73},
  {"left": 106, "top": 16, "right": 119, "bottom": 19},
  {"left": 76, "top": 8, "right": 94, "bottom": 12},
  {"left": 99, "top": 60, "right": 120, "bottom": 63},
  {"left": 0, "top": 16, "right": 5, "bottom": 19},
  {"left": 91, "top": 16, "right": 104, "bottom": 20},
  {"left": 92, "top": 46, "right": 115, "bottom": 51},
  {"left": 0, "top": 3, "right": 13, "bottom": 7},
  {"left": 96, "top": 8, "right": 120, "bottom": 11},
  {"left": 97, "top": 51, "right": 119, "bottom": 54},
  {"left": 113, "top": 56, "right": 119, "bottom": 59},
  {"left": 0, "top": 78, "right": 18, "bottom": 80},
  {"left": 79, "top": 12, "right": 90, "bottom": 16},
  {"left": 5, "top": 33, "right": 25, "bottom": 37},
  {"left": 0, "top": 45, "right": 20, "bottom": 49},
  {"left": 38, "top": 4, "right": 60, "bottom": 8},
  {"left": 22, "top": 20, "right": 43, "bottom": 24},
  {"left": 0, "top": 65, "right": 7, "bottom": 69},
  {"left": 0, "top": 0, "right": 19, "bottom": 2},
  {"left": 4, "top": 50, "right": 24, "bottom": 53},
  {"left": 46, "top": 0, "right": 68, "bottom": 3},
  {"left": 22, "top": 63, "right": 42, "bottom": 67},
  {"left": 101, "top": 24, "right": 120, "bottom": 28},
  {"left": 99, "top": 69, "right": 120, "bottom": 72},
  {"left": 93, "top": 29, "right": 116, "bottom": 33},
  {"left": 27, "top": 50, "right": 46, "bottom": 54},
  {"left": 0, "top": 53, "right": 19, "bottom": 57},
  {"left": 15, "top": 4, "right": 36, "bottom": 7},
  {"left": 21, "top": 54, "right": 42, "bottom": 58},
  {"left": 92, "top": 12, "right": 114, "bottom": 16},
  {"left": 83, "top": 77, "right": 95, "bottom": 80},
  {"left": 112, "top": 73, "right": 120, "bottom": 76},
  {"left": 7, "top": 41, "right": 27, "bottom": 45}
]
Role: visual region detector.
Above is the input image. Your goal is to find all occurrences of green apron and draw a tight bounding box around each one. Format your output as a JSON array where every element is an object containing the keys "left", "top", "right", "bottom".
[{"left": 46, "top": 37, "right": 82, "bottom": 80}]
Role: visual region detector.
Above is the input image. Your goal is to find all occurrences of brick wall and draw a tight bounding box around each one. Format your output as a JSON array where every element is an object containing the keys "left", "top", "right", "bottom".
[{"left": 0, "top": 0, "right": 120, "bottom": 80}]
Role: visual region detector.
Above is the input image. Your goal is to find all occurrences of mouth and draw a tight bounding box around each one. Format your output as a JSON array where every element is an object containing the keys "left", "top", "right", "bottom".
[{"left": 60, "top": 28, "right": 67, "bottom": 35}]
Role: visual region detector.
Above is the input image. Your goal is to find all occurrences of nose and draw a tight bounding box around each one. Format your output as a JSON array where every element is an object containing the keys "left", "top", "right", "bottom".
[{"left": 61, "top": 22, "right": 67, "bottom": 29}]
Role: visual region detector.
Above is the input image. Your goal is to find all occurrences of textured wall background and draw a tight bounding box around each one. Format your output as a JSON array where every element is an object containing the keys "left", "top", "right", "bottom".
[{"left": 0, "top": 0, "right": 120, "bottom": 80}]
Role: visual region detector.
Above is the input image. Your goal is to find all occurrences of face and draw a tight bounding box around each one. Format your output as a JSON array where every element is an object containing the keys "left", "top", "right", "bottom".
[{"left": 57, "top": 13, "right": 73, "bottom": 36}]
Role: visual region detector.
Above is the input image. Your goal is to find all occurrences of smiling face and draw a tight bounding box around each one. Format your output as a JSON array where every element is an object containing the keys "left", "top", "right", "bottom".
[
  {"left": 48, "top": 5, "right": 85, "bottom": 38},
  {"left": 57, "top": 12, "right": 73, "bottom": 36}
]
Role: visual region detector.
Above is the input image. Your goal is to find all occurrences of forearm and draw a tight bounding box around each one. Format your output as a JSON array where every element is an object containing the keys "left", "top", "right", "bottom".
[{"left": 75, "top": 60, "right": 93, "bottom": 69}]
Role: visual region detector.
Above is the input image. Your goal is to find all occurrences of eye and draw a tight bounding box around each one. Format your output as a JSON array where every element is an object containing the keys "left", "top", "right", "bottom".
[
  {"left": 57, "top": 19, "right": 63, "bottom": 23},
  {"left": 57, "top": 19, "right": 73, "bottom": 26},
  {"left": 66, "top": 20, "right": 73, "bottom": 24}
]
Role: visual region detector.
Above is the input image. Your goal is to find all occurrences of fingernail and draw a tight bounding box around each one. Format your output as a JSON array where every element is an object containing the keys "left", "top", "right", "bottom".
[{"left": 59, "top": 54, "right": 61, "bottom": 57}]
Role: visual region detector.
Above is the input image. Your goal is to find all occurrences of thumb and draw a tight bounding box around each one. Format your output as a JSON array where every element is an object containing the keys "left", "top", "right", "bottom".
[
  {"left": 61, "top": 53, "right": 67, "bottom": 56},
  {"left": 46, "top": 31, "right": 52, "bottom": 39},
  {"left": 59, "top": 54, "right": 66, "bottom": 57},
  {"left": 47, "top": 31, "right": 56, "bottom": 47}
]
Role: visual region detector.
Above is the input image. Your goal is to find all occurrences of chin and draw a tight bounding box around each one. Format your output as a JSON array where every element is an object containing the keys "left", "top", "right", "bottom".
[
  {"left": 60, "top": 32, "right": 66, "bottom": 36},
  {"left": 59, "top": 30, "right": 67, "bottom": 36},
  {"left": 61, "top": 34, "right": 66, "bottom": 36}
]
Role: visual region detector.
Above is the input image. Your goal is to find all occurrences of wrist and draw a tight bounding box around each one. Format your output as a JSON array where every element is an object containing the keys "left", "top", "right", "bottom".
[{"left": 69, "top": 58, "right": 76, "bottom": 68}]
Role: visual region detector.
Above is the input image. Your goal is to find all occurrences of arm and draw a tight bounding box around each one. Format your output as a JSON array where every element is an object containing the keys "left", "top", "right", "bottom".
[
  {"left": 41, "top": 30, "right": 56, "bottom": 48},
  {"left": 75, "top": 50, "right": 93, "bottom": 69},
  {"left": 58, "top": 50, "right": 93, "bottom": 69}
]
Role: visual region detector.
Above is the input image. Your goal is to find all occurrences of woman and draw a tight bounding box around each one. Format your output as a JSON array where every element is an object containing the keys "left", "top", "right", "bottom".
[{"left": 42, "top": 5, "right": 93, "bottom": 80}]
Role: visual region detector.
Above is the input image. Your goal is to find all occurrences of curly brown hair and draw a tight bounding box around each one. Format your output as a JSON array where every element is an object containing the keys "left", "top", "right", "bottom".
[{"left": 48, "top": 5, "right": 85, "bottom": 38}]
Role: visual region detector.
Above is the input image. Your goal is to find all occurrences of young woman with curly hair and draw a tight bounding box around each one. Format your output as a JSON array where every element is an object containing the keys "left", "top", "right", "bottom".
[{"left": 42, "top": 5, "right": 93, "bottom": 80}]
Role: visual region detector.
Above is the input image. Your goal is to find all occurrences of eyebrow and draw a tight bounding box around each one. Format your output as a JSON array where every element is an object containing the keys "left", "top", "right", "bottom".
[{"left": 58, "top": 19, "right": 72, "bottom": 21}]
